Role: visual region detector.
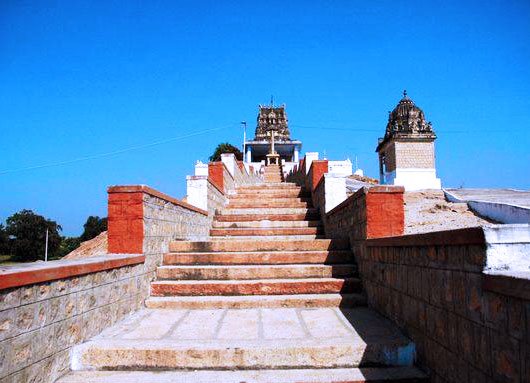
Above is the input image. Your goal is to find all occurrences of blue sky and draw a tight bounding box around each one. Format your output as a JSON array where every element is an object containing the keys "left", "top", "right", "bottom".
[{"left": 1, "top": 0, "right": 529, "bottom": 236}]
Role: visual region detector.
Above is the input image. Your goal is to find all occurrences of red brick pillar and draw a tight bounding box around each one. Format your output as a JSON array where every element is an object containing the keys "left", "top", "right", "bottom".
[
  {"left": 208, "top": 162, "right": 225, "bottom": 193},
  {"left": 309, "top": 160, "right": 328, "bottom": 191},
  {"left": 107, "top": 186, "right": 144, "bottom": 254},
  {"left": 365, "top": 186, "right": 405, "bottom": 238}
]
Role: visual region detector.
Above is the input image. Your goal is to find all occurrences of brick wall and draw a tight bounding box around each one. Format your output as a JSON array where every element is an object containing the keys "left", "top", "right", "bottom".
[
  {"left": 359, "top": 228, "right": 530, "bottom": 383},
  {"left": 306, "top": 160, "right": 328, "bottom": 192},
  {"left": 0, "top": 256, "right": 147, "bottom": 383},
  {"left": 324, "top": 186, "right": 405, "bottom": 241}
]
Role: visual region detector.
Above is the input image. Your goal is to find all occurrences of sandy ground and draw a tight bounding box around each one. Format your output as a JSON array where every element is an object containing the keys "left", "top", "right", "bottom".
[
  {"left": 64, "top": 231, "right": 108, "bottom": 259},
  {"left": 404, "top": 190, "right": 492, "bottom": 235}
]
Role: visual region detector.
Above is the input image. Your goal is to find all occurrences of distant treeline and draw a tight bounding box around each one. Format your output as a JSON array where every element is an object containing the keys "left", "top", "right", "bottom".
[{"left": 0, "top": 211, "right": 107, "bottom": 262}]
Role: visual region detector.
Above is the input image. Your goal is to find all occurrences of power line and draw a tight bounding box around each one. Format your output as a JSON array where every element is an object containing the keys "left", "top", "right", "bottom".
[{"left": 0, "top": 126, "right": 227, "bottom": 175}]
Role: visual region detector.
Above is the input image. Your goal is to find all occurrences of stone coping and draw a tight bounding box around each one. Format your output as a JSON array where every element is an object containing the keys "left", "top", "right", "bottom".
[
  {"left": 364, "top": 226, "right": 485, "bottom": 247},
  {"left": 108, "top": 185, "right": 208, "bottom": 216},
  {"left": 483, "top": 271, "right": 530, "bottom": 301},
  {"left": 0, "top": 254, "right": 144, "bottom": 290},
  {"left": 326, "top": 185, "right": 405, "bottom": 218}
]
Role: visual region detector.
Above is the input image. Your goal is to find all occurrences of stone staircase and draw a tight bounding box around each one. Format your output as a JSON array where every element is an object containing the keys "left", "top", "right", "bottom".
[
  {"left": 58, "top": 172, "right": 428, "bottom": 382},
  {"left": 263, "top": 163, "right": 283, "bottom": 182}
]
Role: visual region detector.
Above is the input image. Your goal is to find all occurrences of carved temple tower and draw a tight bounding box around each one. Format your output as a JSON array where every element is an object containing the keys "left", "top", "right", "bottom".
[
  {"left": 244, "top": 103, "right": 302, "bottom": 173},
  {"left": 376, "top": 91, "right": 441, "bottom": 190}
]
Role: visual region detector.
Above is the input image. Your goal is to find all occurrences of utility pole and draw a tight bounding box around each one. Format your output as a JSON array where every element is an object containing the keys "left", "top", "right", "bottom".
[
  {"left": 45, "top": 228, "right": 48, "bottom": 262},
  {"left": 242, "top": 121, "right": 247, "bottom": 162}
]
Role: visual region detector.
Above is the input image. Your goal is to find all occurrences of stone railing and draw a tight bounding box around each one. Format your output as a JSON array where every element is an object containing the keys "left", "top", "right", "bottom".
[
  {"left": 359, "top": 225, "right": 530, "bottom": 383},
  {"left": 0, "top": 184, "right": 211, "bottom": 383}
]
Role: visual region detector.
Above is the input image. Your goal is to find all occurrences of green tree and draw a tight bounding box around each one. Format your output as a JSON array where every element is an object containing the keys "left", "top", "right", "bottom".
[
  {"left": 57, "top": 236, "right": 82, "bottom": 258},
  {"left": 0, "top": 223, "right": 9, "bottom": 255},
  {"left": 79, "top": 216, "right": 107, "bottom": 242},
  {"left": 5, "top": 210, "right": 62, "bottom": 262},
  {"left": 209, "top": 142, "right": 243, "bottom": 162}
]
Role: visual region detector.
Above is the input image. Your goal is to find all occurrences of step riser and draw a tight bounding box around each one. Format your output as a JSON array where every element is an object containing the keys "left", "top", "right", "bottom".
[
  {"left": 163, "top": 251, "right": 354, "bottom": 265},
  {"left": 220, "top": 208, "right": 315, "bottom": 215},
  {"left": 169, "top": 239, "right": 349, "bottom": 252},
  {"left": 228, "top": 202, "right": 311, "bottom": 209},
  {"left": 210, "top": 228, "right": 322, "bottom": 236},
  {"left": 57, "top": 367, "right": 428, "bottom": 383},
  {"left": 230, "top": 193, "right": 310, "bottom": 199},
  {"left": 212, "top": 220, "right": 322, "bottom": 228},
  {"left": 151, "top": 279, "right": 361, "bottom": 296},
  {"left": 215, "top": 213, "right": 320, "bottom": 222},
  {"left": 74, "top": 342, "right": 407, "bottom": 370},
  {"left": 156, "top": 265, "right": 356, "bottom": 280},
  {"left": 228, "top": 197, "right": 311, "bottom": 202},
  {"left": 145, "top": 294, "right": 366, "bottom": 309}
]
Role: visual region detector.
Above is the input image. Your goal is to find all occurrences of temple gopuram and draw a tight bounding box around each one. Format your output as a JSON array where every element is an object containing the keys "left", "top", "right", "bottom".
[{"left": 244, "top": 103, "right": 302, "bottom": 175}]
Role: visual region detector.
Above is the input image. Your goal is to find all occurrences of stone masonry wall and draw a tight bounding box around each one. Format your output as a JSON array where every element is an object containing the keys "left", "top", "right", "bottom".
[
  {"left": 207, "top": 179, "right": 228, "bottom": 218},
  {"left": 0, "top": 257, "right": 148, "bottom": 383},
  {"left": 359, "top": 228, "right": 530, "bottom": 383},
  {"left": 395, "top": 141, "right": 435, "bottom": 169}
]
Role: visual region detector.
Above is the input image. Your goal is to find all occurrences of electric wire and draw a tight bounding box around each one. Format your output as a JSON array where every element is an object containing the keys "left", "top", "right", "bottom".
[{"left": 0, "top": 126, "right": 227, "bottom": 175}]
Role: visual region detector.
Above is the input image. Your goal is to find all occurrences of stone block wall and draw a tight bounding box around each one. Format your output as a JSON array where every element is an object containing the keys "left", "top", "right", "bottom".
[
  {"left": 207, "top": 179, "right": 228, "bottom": 217},
  {"left": 324, "top": 186, "right": 405, "bottom": 241},
  {"left": 359, "top": 228, "right": 530, "bottom": 383},
  {"left": 395, "top": 141, "right": 435, "bottom": 169},
  {"left": 0, "top": 255, "right": 146, "bottom": 383}
]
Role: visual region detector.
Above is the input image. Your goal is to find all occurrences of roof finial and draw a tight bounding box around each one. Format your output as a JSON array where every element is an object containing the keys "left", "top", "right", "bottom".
[
  {"left": 271, "top": 95, "right": 274, "bottom": 107},
  {"left": 403, "top": 90, "right": 407, "bottom": 98}
]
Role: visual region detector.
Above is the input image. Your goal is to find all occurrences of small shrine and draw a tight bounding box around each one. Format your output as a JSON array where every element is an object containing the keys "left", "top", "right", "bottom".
[{"left": 376, "top": 91, "right": 441, "bottom": 190}]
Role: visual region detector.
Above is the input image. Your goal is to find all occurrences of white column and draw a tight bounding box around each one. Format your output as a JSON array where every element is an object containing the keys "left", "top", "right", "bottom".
[
  {"left": 294, "top": 146, "right": 299, "bottom": 163},
  {"left": 246, "top": 147, "right": 252, "bottom": 163}
]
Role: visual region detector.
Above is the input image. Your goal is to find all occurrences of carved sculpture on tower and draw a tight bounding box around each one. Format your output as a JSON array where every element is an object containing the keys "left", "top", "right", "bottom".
[{"left": 376, "top": 91, "right": 441, "bottom": 190}]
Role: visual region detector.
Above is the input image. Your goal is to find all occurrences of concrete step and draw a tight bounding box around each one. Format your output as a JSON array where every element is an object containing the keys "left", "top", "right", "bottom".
[
  {"left": 230, "top": 192, "right": 311, "bottom": 199},
  {"left": 219, "top": 207, "right": 318, "bottom": 215},
  {"left": 169, "top": 238, "right": 350, "bottom": 252},
  {"left": 212, "top": 220, "right": 322, "bottom": 228},
  {"left": 156, "top": 264, "right": 357, "bottom": 280},
  {"left": 209, "top": 235, "right": 327, "bottom": 240},
  {"left": 71, "top": 307, "right": 416, "bottom": 371},
  {"left": 145, "top": 293, "right": 367, "bottom": 309},
  {"left": 237, "top": 184, "right": 300, "bottom": 191},
  {"left": 150, "top": 277, "right": 362, "bottom": 296},
  {"left": 57, "top": 367, "right": 428, "bottom": 383},
  {"left": 227, "top": 200, "right": 311, "bottom": 208},
  {"left": 210, "top": 227, "right": 322, "bottom": 236},
  {"left": 215, "top": 213, "right": 320, "bottom": 222},
  {"left": 163, "top": 250, "right": 355, "bottom": 265}
]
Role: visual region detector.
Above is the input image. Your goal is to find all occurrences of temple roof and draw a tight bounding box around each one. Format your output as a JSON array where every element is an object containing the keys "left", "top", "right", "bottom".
[
  {"left": 254, "top": 104, "right": 291, "bottom": 141},
  {"left": 377, "top": 91, "right": 436, "bottom": 151}
]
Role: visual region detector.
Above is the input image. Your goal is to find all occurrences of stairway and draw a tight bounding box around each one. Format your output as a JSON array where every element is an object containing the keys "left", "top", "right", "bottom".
[
  {"left": 263, "top": 163, "right": 283, "bottom": 182},
  {"left": 58, "top": 170, "right": 428, "bottom": 383}
]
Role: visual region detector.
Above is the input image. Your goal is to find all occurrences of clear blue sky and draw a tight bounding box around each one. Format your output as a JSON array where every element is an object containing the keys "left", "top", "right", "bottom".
[{"left": 1, "top": 0, "right": 529, "bottom": 236}]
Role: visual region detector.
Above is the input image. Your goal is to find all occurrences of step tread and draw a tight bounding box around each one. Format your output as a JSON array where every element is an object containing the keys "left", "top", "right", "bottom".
[
  {"left": 71, "top": 307, "right": 415, "bottom": 371},
  {"left": 58, "top": 367, "right": 428, "bottom": 382}
]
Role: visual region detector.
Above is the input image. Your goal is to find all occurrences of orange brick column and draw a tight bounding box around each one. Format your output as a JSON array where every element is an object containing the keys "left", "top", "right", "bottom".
[
  {"left": 365, "top": 186, "right": 405, "bottom": 238},
  {"left": 107, "top": 187, "right": 144, "bottom": 254},
  {"left": 307, "top": 160, "right": 328, "bottom": 191},
  {"left": 208, "top": 162, "right": 225, "bottom": 193}
]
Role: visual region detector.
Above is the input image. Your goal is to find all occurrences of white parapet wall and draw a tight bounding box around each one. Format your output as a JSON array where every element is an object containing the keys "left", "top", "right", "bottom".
[
  {"left": 484, "top": 224, "right": 530, "bottom": 272},
  {"left": 328, "top": 159, "right": 353, "bottom": 177},
  {"left": 221, "top": 153, "right": 237, "bottom": 178},
  {"left": 304, "top": 152, "right": 319, "bottom": 174},
  {"left": 385, "top": 168, "right": 441, "bottom": 191},
  {"left": 321, "top": 174, "right": 348, "bottom": 213},
  {"left": 186, "top": 175, "right": 208, "bottom": 211}
]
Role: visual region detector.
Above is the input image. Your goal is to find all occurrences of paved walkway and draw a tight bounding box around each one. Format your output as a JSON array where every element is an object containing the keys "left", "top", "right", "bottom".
[{"left": 446, "top": 188, "right": 530, "bottom": 208}]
